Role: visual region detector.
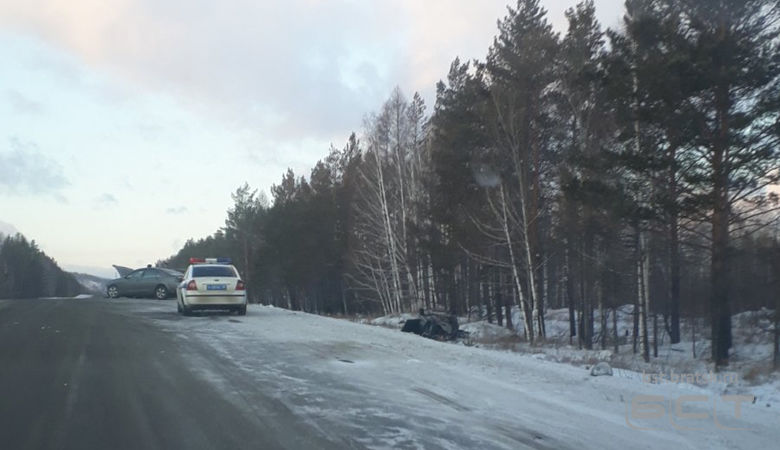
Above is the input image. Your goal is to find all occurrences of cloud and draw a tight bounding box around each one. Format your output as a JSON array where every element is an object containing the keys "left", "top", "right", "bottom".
[
  {"left": 165, "top": 206, "right": 188, "bottom": 215},
  {"left": 0, "top": 0, "right": 626, "bottom": 143},
  {"left": 0, "top": 219, "right": 19, "bottom": 237},
  {"left": 0, "top": 0, "right": 404, "bottom": 141},
  {"left": 137, "top": 123, "right": 164, "bottom": 141},
  {"left": 6, "top": 89, "right": 44, "bottom": 114},
  {"left": 0, "top": 137, "right": 68, "bottom": 196},
  {"left": 93, "top": 192, "right": 118, "bottom": 209}
]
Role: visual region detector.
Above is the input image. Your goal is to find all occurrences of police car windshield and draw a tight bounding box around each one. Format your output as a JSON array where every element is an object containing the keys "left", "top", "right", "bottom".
[{"left": 192, "top": 266, "right": 236, "bottom": 278}]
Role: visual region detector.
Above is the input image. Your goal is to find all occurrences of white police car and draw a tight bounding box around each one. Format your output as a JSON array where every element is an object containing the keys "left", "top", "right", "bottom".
[{"left": 176, "top": 258, "right": 247, "bottom": 315}]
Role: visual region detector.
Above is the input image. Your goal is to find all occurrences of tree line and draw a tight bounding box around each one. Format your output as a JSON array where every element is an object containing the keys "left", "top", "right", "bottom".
[
  {"left": 162, "top": 0, "right": 780, "bottom": 367},
  {"left": 0, "top": 233, "right": 82, "bottom": 299}
]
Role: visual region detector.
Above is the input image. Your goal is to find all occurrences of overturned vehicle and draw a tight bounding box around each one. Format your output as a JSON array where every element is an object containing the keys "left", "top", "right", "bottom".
[{"left": 401, "top": 309, "right": 465, "bottom": 341}]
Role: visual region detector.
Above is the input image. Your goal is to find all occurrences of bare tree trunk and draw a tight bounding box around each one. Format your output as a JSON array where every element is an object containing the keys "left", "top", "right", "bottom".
[
  {"left": 711, "top": 176, "right": 731, "bottom": 367},
  {"left": 422, "top": 255, "right": 431, "bottom": 310},
  {"left": 514, "top": 157, "right": 543, "bottom": 341},
  {"left": 340, "top": 278, "right": 348, "bottom": 315},
  {"left": 483, "top": 277, "right": 493, "bottom": 323},
  {"left": 631, "top": 47, "right": 647, "bottom": 361},
  {"left": 429, "top": 262, "right": 438, "bottom": 309},
  {"left": 774, "top": 304, "right": 779, "bottom": 370},
  {"left": 416, "top": 257, "right": 426, "bottom": 312},
  {"left": 578, "top": 244, "right": 586, "bottom": 350},
  {"left": 638, "top": 229, "right": 650, "bottom": 363},
  {"left": 774, "top": 242, "right": 779, "bottom": 370},
  {"left": 393, "top": 92, "right": 413, "bottom": 313},
  {"left": 710, "top": 81, "right": 732, "bottom": 368},
  {"left": 487, "top": 90, "right": 540, "bottom": 342},
  {"left": 374, "top": 151, "right": 403, "bottom": 314},
  {"left": 599, "top": 279, "right": 606, "bottom": 350},
  {"left": 653, "top": 312, "right": 659, "bottom": 358},
  {"left": 541, "top": 257, "right": 548, "bottom": 336},
  {"left": 588, "top": 297, "right": 595, "bottom": 351},
  {"left": 668, "top": 149, "right": 681, "bottom": 343},
  {"left": 613, "top": 306, "right": 619, "bottom": 354},
  {"left": 500, "top": 184, "right": 533, "bottom": 341},
  {"left": 692, "top": 314, "right": 697, "bottom": 359},
  {"left": 581, "top": 237, "right": 594, "bottom": 350},
  {"left": 404, "top": 262, "right": 419, "bottom": 312},
  {"left": 633, "top": 299, "right": 639, "bottom": 354},
  {"left": 565, "top": 246, "right": 576, "bottom": 346},
  {"left": 495, "top": 270, "right": 503, "bottom": 327},
  {"left": 506, "top": 284, "right": 515, "bottom": 332}
]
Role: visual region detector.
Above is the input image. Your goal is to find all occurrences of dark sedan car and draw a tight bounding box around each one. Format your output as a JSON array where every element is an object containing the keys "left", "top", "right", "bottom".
[{"left": 106, "top": 268, "right": 184, "bottom": 300}]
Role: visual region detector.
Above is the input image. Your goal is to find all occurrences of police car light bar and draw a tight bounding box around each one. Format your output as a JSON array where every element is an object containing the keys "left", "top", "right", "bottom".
[{"left": 189, "top": 257, "right": 232, "bottom": 264}]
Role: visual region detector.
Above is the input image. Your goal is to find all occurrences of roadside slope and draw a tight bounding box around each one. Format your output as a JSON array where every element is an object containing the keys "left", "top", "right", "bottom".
[{"left": 125, "top": 300, "right": 780, "bottom": 450}]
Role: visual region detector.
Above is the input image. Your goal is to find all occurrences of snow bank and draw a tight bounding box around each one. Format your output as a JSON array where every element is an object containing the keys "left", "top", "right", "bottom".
[
  {"left": 590, "top": 362, "right": 613, "bottom": 376},
  {"left": 38, "top": 294, "right": 94, "bottom": 300},
  {"left": 460, "top": 321, "right": 515, "bottom": 341},
  {"left": 369, "top": 313, "right": 418, "bottom": 329},
  {"left": 119, "top": 300, "right": 780, "bottom": 450},
  {"left": 375, "top": 305, "right": 778, "bottom": 406}
]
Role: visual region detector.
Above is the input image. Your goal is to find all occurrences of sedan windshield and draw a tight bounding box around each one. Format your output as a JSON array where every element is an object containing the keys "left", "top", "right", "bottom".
[{"left": 191, "top": 266, "right": 236, "bottom": 278}]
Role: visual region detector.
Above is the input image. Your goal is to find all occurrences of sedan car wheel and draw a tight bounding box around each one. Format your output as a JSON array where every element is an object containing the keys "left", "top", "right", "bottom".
[
  {"left": 107, "top": 285, "right": 119, "bottom": 298},
  {"left": 155, "top": 285, "right": 168, "bottom": 300}
]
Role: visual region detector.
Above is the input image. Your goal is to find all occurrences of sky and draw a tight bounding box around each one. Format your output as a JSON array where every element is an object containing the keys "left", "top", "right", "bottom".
[{"left": 0, "top": 0, "right": 625, "bottom": 278}]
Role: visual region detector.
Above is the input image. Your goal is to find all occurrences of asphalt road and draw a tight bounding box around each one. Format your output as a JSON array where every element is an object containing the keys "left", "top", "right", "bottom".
[
  {"left": 2, "top": 298, "right": 775, "bottom": 450},
  {"left": 0, "top": 298, "right": 343, "bottom": 450}
]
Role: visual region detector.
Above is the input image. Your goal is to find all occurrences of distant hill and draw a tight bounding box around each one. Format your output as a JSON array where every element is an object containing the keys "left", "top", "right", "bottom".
[
  {"left": 0, "top": 233, "right": 83, "bottom": 299},
  {"left": 72, "top": 272, "right": 109, "bottom": 296},
  {"left": 0, "top": 219, "right": 19, "bottom": 237},
  {"left": 63, "top": 263, "right": 118, "bottom": 279}
]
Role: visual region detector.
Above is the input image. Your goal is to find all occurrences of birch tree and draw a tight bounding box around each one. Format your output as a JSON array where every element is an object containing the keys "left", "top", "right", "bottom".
[
  {"left": 351, "top": 89, "right": 430, "bottom": 314},
  {"left": 484, "top": 0, "right": 560, "bottom": 340}
]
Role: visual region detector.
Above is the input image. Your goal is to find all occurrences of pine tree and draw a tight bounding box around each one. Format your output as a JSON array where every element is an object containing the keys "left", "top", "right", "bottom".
[
  {"left": 673, "top": 0, "right": 780, "bottom": 366},
  {"left": 484, "top": 0, "right": 561, "bottom": 341}
]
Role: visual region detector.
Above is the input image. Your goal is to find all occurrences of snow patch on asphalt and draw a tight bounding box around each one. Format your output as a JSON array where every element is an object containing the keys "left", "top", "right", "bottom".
[
  {"left": 120, "top": 300, "right": 780, "bottom": 450},
  {"left": 38, "top": 294, "right": 93, "bottom": 300}
]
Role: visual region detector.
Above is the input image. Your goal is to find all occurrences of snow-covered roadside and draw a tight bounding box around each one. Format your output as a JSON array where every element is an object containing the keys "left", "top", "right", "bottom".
[
  {"left": 370, "top": 306, "right": 780, "bottom": 408},
  {"left": 38, "top": 294, "right": 94, "bottom": 300},
  {"left": 125, "top": 300, "right": 778, "bottom": 449}
]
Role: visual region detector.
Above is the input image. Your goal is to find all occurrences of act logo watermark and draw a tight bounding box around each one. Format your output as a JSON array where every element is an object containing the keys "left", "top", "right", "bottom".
[
  {"left": 626, "top": 371, "right": 754, "bottom": 431},
  {"left": 626, "top": 394, "right": 754, "bottom": 431},
  {"left": 641, "top": 370, "right": 739, "bottom": 386}
]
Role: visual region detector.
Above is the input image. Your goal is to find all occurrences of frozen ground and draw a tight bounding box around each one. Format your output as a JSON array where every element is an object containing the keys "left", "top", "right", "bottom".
[
  {"left": 38, "top": 294, "right": 93, "bottom": 300},
  {"left": 113, "top": 299, "right": 780, "bottom": 450},
  {"left": 71, "top": 272, "right": 111, "bottom": 295},
  {"left": 374, "top": 305, "right": 780, "bottom": 408}
]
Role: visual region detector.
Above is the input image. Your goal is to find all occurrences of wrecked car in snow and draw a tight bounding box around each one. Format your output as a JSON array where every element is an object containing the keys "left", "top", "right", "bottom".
[{"left": 401, "top": 309, "right": 464, "bottom": 341}]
